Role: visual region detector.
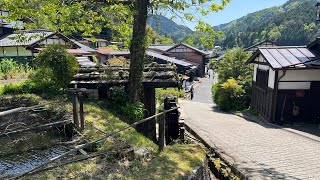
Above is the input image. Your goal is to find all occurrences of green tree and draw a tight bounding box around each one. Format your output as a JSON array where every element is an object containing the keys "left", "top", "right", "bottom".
[
  {"left": 217, "top": 47, "right": 252, "bottom": 82},
  {"left": 35, "top": 45, "right": 79, "bottom": 90},
  {"left": 213, "top": 47, "right": 252, "bottom": 111},
  {"left": 3, "top": 0, "right": 230, "bottom": 101}
]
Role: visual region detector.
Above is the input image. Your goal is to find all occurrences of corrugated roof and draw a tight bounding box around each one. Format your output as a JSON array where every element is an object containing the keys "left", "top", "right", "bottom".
[
  {"left": 247, "top": 47, "right": 317, "bottom": 69},
  {"left": 0, "top": 30, "right": 54, "bottom": 47},
  {"left": 146, "top": 51, "right": 193, "bottom": 67},
  {"left": 71, "top": 40, "right": 96, "bottom": 52},
  {"left": 76, "top": 56, "right": 96, "bottom": 67}
]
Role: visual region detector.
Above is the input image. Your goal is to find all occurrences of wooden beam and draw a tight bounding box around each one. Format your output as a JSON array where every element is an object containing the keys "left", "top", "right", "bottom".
[
  {"left": 158, "top": 112, "right": 165, "bottom": 152},
  {"left": 0, "top": 105, "right": 44, "bottom": 117}
]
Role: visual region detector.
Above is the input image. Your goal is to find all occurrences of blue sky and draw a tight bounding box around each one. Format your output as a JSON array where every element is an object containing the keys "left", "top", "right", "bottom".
[{"left": 175, "top": 0, "right": 288, "bottom": 30}]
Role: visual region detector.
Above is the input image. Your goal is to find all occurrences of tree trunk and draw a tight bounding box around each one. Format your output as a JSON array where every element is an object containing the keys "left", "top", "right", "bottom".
[{"left": 128, "top": 0, "right": 149, "bottom": 101}]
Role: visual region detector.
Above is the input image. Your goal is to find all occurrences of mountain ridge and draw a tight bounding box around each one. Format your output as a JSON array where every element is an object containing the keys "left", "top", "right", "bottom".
[
  {"left": 147, "top": 15, "right": 193, "bottom": 42},
  {"left": 213, "top": 0, "right": 320, "bottom": 48}
]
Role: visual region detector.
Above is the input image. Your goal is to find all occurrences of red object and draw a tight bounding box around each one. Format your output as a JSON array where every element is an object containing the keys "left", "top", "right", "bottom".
[
  {"left": 97, "top": 49, "right": 114, "bottom": 55},
  {"left": 66, "top": 49, "right": 90, "bottom": 55}
]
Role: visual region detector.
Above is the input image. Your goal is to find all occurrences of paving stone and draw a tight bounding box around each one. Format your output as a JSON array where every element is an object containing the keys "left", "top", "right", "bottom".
[{"left": 180, "top": 99, "right": 320, "bottom": 179}]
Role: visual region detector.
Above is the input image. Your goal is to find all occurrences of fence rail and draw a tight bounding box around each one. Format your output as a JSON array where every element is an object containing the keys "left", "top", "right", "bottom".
[{"left": 15, "top": 107, "right": 179, "bottom": 179}]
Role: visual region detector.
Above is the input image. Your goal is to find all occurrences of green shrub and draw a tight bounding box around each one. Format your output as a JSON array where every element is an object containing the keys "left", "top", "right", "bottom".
[
  {"left": 35, "top": 45, "right": 79, "bottom": 90},
  {"left": 0, "top": 58, "right": 19, "bottom": 79},
  {"left": 0, "top": 80, "right": 61, "bottom": 95},
  {"left": 213, "top": 78, "right": 247, "bottom": 111},
  {"left": 156, "top": 88, "right": 185, "bottom": 105},
  {"left": 121, "top": 101, "right": 144, "bottom": 124},
  {"left": 107, "top": 86, "right": 144, "bottom": 123}
]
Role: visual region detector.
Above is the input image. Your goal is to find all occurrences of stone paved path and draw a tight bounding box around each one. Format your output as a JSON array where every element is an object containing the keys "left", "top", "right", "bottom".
[{"left": 180, "top": 78, "right": 320, "bottom": 180}]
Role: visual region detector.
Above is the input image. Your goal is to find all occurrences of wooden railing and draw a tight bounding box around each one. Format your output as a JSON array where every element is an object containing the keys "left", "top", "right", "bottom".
[{"left": 15, "top": 106, "right": 179, "bottom": 178}]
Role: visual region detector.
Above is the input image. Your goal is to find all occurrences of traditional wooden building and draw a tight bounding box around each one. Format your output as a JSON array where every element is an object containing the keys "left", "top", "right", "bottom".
[
  {"left": 149, "top": 43, "right": 209, "bottom": 77},
  {"left": 247, "top": 46, "right": 320, "bottom": 124},
  {"left": 245, "top": 39, "right": 278, "bottom": 53},
  {"left": 0, "top": 29, "right": 95, "bottom": 65},
  {"left": 80, "top": 38, "right": 108, "bottom": 48}
]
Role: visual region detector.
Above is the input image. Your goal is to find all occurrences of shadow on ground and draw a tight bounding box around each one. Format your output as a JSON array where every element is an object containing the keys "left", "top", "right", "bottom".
[{"left": 239, "top": 160, "right": 300, "bottom": 180}]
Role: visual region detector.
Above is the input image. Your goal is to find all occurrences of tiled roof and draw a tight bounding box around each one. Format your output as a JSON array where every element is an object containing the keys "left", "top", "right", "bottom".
[
  {"left": 247, "top": 47, "right": 317, "bottom": 69},
  {"left": 178, "top": 43, "right": 208, "bottom": 55},
  {"left": 149, "top": 45, "right": 175, "bottom": 51},
  {"left": 0, "top": 30, "right": 54, "bottom": 47}
]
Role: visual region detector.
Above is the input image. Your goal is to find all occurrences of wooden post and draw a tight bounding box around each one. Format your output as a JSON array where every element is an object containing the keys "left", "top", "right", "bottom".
[
  {"left": 79, "top": 92, "right": 85, "bottom": 130},
  {"left": 179, "top": 127, "right": 185, "bottom": 142},
  {"left": 72, "top": 92, "right": 79, "bottom": 129},
  {"left": 158, "top": 113, "right": 165, "bottom": 152},
  {"left": 140, "top": 87, "right": 157, "bottom": 142}
]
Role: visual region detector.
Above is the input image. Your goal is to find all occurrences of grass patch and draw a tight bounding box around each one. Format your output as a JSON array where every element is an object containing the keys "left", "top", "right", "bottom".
[
  {"left": 1, "top": 94, "right": 206, "bottom": 179},
  {"left": 28, "top": 144, "right": 205, "bottom": 180},
  {"left": 21, "top": 98, "right": 205, "bottom": 179}
]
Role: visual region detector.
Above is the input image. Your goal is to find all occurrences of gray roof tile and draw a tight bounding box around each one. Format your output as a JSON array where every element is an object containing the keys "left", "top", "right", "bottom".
[{"left": 0, "top": 30, "right": 53, "bottom": 47}]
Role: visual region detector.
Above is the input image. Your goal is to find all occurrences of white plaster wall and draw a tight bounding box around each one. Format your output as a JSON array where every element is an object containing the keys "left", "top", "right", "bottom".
[
  {"left": 17, "top": 47, "right": 32, "bottom": 56},
  {"left": 253, "top": 64, "right": 258, "bottom": 82},
  {"left": 279, "top": 69, "right": 320, "bottom": 81},
  {"left": 3, "top": 47, "right": 17, "bottom": 56},
  {"left": 257, "top": 64, "right": 269, "bottom": 71},
  {"left": 253, "top": 55, "right": 276, "bottom": 89},
  {"left": 268, "top": 68, "right": 275, "bottom": 89},
  {"left": 278, "top": 82, "right": 311, "bottom": 90}
]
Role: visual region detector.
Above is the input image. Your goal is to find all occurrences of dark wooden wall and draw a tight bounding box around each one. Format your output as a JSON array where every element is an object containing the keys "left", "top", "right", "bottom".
[{"left": 251, "top": 82, "right": 275, "bottom": 121}]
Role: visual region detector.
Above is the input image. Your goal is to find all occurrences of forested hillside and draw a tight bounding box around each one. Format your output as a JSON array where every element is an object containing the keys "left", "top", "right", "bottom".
[
  {"left": 214, "top": 0, "right": 320, "bottom": 48},
  {"left": 147, "top": 15, "right": 193, "bottom": 42}
]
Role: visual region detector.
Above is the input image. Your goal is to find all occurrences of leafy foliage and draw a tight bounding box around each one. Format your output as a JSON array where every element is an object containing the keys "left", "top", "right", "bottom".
[
  {"left": 107, "top": 56, "right": 128, "bottom": 67},
  {"left": 107, "top": 86, "right": 144, "bottom": 123},
  {"left": 0, "top": 59, "right": 31, "bottom": 80},
  {"left": 212, "top": 48, "right": 252, "bottom": 111},
  {"left": 156, "top": 88, "right": 185, "bottom": 104},
  {"left": 146, "top": 25, "right": 174, "bottom": 45},
  {"left": 4, "top": 0, "right": 230, "bottom": 101},
  {"left": 213, "top": 78, "right": 247, "bottom": 111},
  {"left": 35, "top": 45, "right": 79, "bottom": 90},
  {"left": 0, "top": 80, "right": 61, "bottom": 95},
  {"left": 147, "top": 15, "right": 192, "bottom": 42},
  {"left": 216, "top": 48, "right": 252, "bottom": 82},
  {"left": 0, "top": 59, "right": 18, "bottom": 80},
  {"left": 214, "top": 0, "right": 320, "bottom": 48}
]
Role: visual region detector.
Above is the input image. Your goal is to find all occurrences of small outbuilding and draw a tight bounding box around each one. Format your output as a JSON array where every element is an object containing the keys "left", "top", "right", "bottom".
[{"left": 247, "top": 46, "right": 320, "bottom": 124}]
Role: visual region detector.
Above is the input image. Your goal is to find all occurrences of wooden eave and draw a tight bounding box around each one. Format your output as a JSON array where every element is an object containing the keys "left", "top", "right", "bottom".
[
  {"left": 166, "top": 43, "right": 207, "bottom": 56},
  {"left": 26, "top": 32, "right": 80, "bottom": 50}
]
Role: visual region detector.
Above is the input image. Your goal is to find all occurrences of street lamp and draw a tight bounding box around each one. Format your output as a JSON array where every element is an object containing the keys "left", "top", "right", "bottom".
[{"left": 316, "top": 2, "right": 320, "bottom": 21}]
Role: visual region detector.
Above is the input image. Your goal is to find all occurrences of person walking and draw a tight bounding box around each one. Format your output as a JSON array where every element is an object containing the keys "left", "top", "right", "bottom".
[{"left": 190, "top": 86, "right": 194, "bottom": 100}]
